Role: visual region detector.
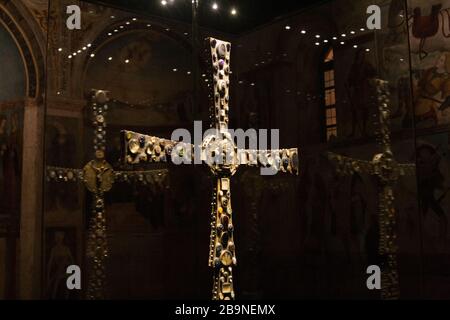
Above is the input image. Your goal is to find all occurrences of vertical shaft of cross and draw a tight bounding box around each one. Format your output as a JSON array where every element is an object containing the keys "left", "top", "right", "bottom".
[
  {"left": 378, "top": 185, "right": 399, "bottom": 300},
  {"left": 85, "top": 91, "right": 110, "bottom": 299},
  {"left": 210, "top": 177, "right": 236, "bottom": 300},
  {"left": 376, "top": 80, "right": 392, "bottom": 155},
  {"left": 374, "top": 80, "right": 399, "bottom": 299},
  {"left": 86, "top": 193, "right": 108, "bottom": 299}
]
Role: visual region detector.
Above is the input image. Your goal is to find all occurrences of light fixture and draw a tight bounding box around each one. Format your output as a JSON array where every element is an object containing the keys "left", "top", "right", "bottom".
[
  {"left": 324, "top": 39, "right": 329, "bottom": 43},
  {"left": 187, "top": 71, "right": 191, "bottom": 75},
  {"left": 350, "top": 30, "right": 355, "bottom": 34},
  {"left": 315, "top": 42, "right": 320, "bottom": 46},
  {"left": 73, "top": 52, "right": 77, "bottom": 56},
  {"left": 353, "top": 45, "right": 358, "bottom": 48},
  {"left": 315, "top": 35, "right": 320, "bottom": 38},
  {"left": 332, "top": 36, "right": 337, "bottom": 40},
  {"left": 360, "top": 28, "right": 365, "bottom": 32},
  {"left": 68, "top": 55, "right": 72, "bottom": 59},
  {"left": 87, "top": 44, "right": 92, "bottom": 47},
  {"left": 231, "top": 8, "right": 237, "bottom": 16},
  {"left": 285, "top": 25, "right": 291, "bottom": 30},
  {"left": 83, "top": 47, "right": 87, "bottom": 50},
  {"left": 173, "top": 68, "right": 178, "bottom": 72},
  {"left": 108, "top": 57, "right": 113, "bottom": 61},
  {"left": 58, "top": 48, "right": 63, "bottom": 52},
  {"left": 132, "top": 18, "right": 137, "bottom": 21},
  {"left": 341, "top": 33, "right": 346, "bottom": 37},
  {"left": 125, "top": 59, "right": 130, "bottom": 64},
  {"left": 301, "top": 30, "right": 306, "bottom": 34},
  {"left": 161, "top": 0, "right": 167, "bottom": 5},
  {"left": 126, "top": 21, "right": 130, "bottom": 25},
  {"left": 340, "top": 41, "right": 345, "bottom": 45},
  {"left": 212, "top": 2, "right": 218, "bottom": 10},
  {"left": 110, "top": 15, "right": 115, "bottom": 19},
  {"left": 108, "top": 33, "right": 112, "bottom": 36},
  {"left": 365, "top": 48, "right": 370, "bottom": 52},
  {"left": 90, "top": 53, "right": 95, "bottom": 57}
]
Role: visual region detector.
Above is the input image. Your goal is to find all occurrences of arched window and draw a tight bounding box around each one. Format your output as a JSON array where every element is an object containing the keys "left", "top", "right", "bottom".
[{"left": 323, "top": 47, "right": 337, "bottom": 141}]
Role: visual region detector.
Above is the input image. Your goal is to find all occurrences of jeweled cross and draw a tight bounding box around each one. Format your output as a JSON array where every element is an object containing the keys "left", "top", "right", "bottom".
[
  {"left": 327, "top": 79, "right": 415, "bottom": 300},
  {"left": 121, "top": 38, "right": 299, "bottom": 300},
  {"left": 46, "top": 90, "right": 169, "bottom": 299}
]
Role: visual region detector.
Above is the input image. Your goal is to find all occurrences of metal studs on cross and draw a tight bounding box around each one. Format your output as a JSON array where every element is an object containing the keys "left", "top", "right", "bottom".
[
  {"left": 46, "top": 90, "right": 169, "bottom": 299},
  {"left": 327, "top": 79, "right": 416, "bottom": 300},
  {"left": 121, "top": 38, "right": 299, "bottom": 300}
]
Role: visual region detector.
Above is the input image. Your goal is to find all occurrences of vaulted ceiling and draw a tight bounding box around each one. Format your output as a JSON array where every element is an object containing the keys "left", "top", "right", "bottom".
[{"left": 88, "top": 0, "right": 331, "bottom": 34}]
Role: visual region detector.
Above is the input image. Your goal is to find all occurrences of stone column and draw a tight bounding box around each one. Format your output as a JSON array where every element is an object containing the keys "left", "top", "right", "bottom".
[{"left": 19, "top": 98, "right": 45, "bottom": 299}]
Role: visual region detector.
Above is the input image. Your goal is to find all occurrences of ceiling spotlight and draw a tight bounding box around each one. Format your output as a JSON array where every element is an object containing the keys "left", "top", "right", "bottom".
[
  {"left": 324, "top": 39, "right": 328, "bottom": 43},
  {"left": 147, "top": 24, "right": 152, "bottom": 27},
  {"left": 68, "top": 55, "right": 72, "bottom": 59},
  {"left": 285, "top": 25, "right": 291, "bottom": 30},
  {"left": 58, "top": 48, "right": 63, "bottom": 52},
  {"left": 315, "top": 42, "right": 320, "bottom": 46},
  {"left": 365, "top": 48, "right": 370, "bottom": 52},
  {"left": 173, "top": 68, "right": 178, "bottom": 72},
  {"left": 212, "top": 3, "right": 218, "bottom": 10},
  {"left": 126, "top": 21, "right": 130, "bottom": 25},
  {"left": 187, "top": 71, "right": 191, "bottom": 75},
  {"left": 340, "top": 41, "right": 345, "bottom": 45},
  {"left": 108, "top": 57, "right": 113, "bottom": 61},
  {"left": 231, "top": 8, "right": 237, "bottom": 16},
  {"left": 301, "top": 30, "right": 306, "bottom": 34},
  {"left": 315, "top": 35, "right": 320, "bottom": 38},
  {"left": 353, "top": 45, "right": 358, "bottom": 48},
  {"left": 332, "top": 36, "right": 337, "bottom": 40},
  {"left": 73, "top": 52, "right": 77, "bottom": 56},
  {"left": 161, "top": 0, "right": 167, "bottom": 6},
  {"left": 87, "top": 44, "right": 92, "bottom": 47},
  {"left": 341, "top": 33, "right": 346, "bottom": 37},
  {"left": 350, "top": 31, "right": 355, "bottom": 34},
  {"left": 132, "top": 18, "right": 137, "bottom": 21},
  {"left": 90, "top": 53, "right": 95, "bottom": 57},
  {"left": 125, "top": 59, "right": 130, "bottom": 64},
  {"left": 108, "top": 33, "right": 112, "bottom": 36},
  {"left": 360, "top": 28, "right": 365, "bottom": 32},
  {"left": 110, "top": 15, "right": 115, "bottom": 19},
  {"left": 82, "top": 47, "right": 87, "bottom": 50}
]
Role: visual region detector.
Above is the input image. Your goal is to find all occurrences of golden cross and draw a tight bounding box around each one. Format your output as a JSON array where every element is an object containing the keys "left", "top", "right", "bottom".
[
  {"left": 46, "top": 90, "right": 169, "bottom": 299},
  {"left": 121, "top": 38, "right": 299, "bottom": 300},
  {"left": 328, "top": 79, "right": 415, "bottom": 300}
]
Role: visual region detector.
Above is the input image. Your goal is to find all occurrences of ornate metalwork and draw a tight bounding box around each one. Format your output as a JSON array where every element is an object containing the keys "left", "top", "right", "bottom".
[
  {"left": 328, "top": 79, "right": 415, "bottom": 300},
  {"left": 46, "top": 90, "right": 169, "bottom": 299},
  {"left": 121, "top": 38, "right": 299, "bottom": 300}
]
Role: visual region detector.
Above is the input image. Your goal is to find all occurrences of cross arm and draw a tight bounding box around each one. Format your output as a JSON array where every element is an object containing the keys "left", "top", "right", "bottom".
[
  {"left": 327, "top": 152, "right": 375, "bottom": 176},
  {"left": 122, "top": 130, "right": 194, "bottom": 165},
  {"left": 397, "top": 163, "right": 416, "bottom": 177},
  {"left": 114, "top": 169, "right": 169, "bottom": 188},
  {"left": 46, "top": 166, "right": 84, "bottom": 182},
  {"left": 238, "top": 148, "right": 299, "bottom": 175}
]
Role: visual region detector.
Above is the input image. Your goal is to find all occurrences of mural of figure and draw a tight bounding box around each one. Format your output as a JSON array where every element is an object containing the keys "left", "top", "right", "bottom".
[
  {"left": 346, "top": 48, "right": 377, "bottom": 138},
  {"left": 46, "top": 231, "right": 75, "bottom": 300},
  {"left": 417, "top": 143, "right": 448, "bottom": 238},
  {"left": 414, "top": 52, "right": 450, "bottom": 127}
]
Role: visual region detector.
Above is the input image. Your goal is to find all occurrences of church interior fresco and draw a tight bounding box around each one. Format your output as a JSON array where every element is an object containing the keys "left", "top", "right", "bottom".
[{"left": 0, "top": 0, "right": 449, "bottom": 301}]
